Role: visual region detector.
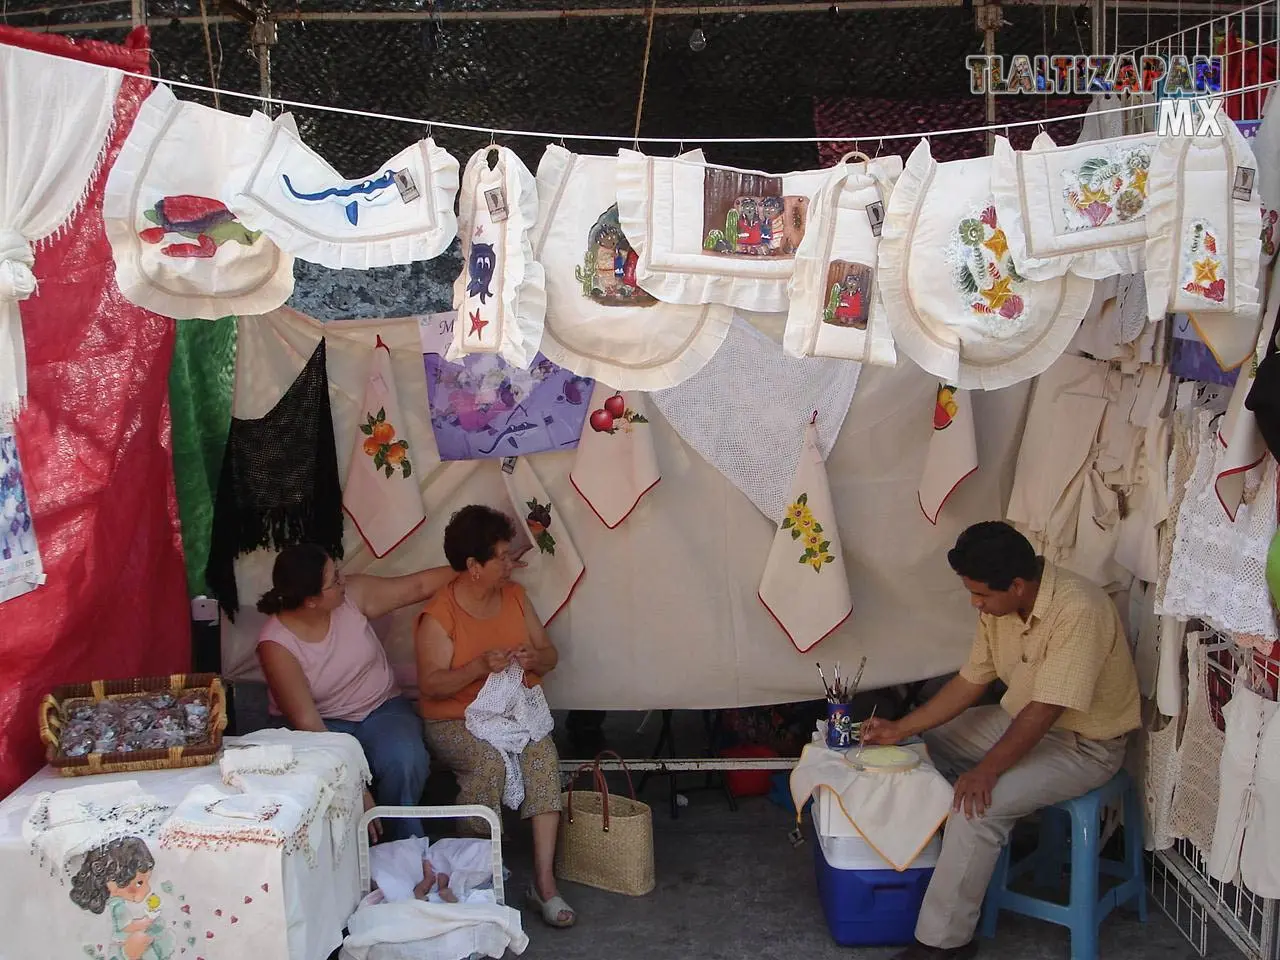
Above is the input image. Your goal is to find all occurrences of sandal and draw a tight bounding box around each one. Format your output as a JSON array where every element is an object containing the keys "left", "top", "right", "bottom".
[{"left": 525, "top": 885, "right": 577, "bottom": 928}]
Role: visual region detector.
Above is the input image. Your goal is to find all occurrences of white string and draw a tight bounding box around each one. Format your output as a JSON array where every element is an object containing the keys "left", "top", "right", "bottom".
[{"left": 26, "top": 42, "right": 1280, "bottom": 147}]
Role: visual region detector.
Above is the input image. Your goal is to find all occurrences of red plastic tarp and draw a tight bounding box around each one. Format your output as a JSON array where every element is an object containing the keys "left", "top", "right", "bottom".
[{"left": 0, "top": 26, "right": 190, "bottom": 799}]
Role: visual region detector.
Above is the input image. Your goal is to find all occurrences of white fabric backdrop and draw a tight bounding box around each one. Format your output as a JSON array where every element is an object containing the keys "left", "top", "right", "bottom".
[{"left": 220, "top": 307, "right": 1031, "bottom": 709}]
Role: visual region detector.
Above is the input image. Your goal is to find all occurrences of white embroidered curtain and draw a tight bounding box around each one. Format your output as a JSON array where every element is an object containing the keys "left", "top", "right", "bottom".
[{"left": 0, "top": 43, "right": 121, "bottom": 419}]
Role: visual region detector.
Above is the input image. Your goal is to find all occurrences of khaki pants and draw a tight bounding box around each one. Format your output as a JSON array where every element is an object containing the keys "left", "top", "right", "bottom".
[{"left": 915, "top": 705, "right": 1127, "bottom": 949}]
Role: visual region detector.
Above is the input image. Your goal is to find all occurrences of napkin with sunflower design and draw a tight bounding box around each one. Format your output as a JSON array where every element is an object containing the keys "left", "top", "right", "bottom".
[
  {"left": 342, "top": 336, "right": 426, "bottom": 557},
  {"left": 758, "top": 419, "right": 852, "bottom": 653}
]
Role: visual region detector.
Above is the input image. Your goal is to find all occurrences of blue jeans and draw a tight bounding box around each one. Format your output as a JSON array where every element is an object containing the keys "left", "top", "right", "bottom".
[{"left": 324, "top": 696, "right": 430, "bottom": 842}]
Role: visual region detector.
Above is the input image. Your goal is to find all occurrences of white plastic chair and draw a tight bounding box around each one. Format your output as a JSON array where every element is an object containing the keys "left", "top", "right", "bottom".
[{"left": 357, "top": 805, "right": 505, "bottom": 906}]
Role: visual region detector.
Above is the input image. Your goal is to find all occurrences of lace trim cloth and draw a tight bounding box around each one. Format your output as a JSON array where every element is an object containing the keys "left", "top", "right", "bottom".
[
  {"left": 23, "top": 780, "right": 171, "bottom": 881},
  {"left": 159, "top": 781, "right": 327, "bottom": 865},
  {"left": 464, "top": 663, "right": 554, "bottom": 810},
  {"left": 1142, "top": 698, "right": 1183, "bottom": 851},
  {"left": 205, "top": 337, "right": 344, "bottom": 620},
  {"left": 1169, "top": 634, "right": 1227, "bottom": 855},
  {"left": 1157, "top": 409, "right": 1279, "bottom": 640}
]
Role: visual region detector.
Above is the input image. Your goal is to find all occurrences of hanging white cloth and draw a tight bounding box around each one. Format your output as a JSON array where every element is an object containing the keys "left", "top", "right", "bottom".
[
  {"left": 650, "top": 316, "right": 860, "bottom": 523},
  {"left": 569, "top": 382, "right": 661, "bottom": 529},
  {"left": 343, "top": 336, "right": 426, "bottom": 558},
  {"left": 1241, "top": 700, "right": 1280, "bottom": 897},
  {"left": 0, "top": 42, "right": 122, "bottom": 419},
  {"left": 464, "top": 663, "right": 554, "bottom": 810},
  {"left": 917, "top": 384, "right": 979, "bottom": 525},
  {"left": 500, "top": 455, "right": 584, "bottom": 625},
  {"left": 103, "top": 84, "right": 295, "bottom": 320},
  {"left": 1207, "top": 677, "right": 1277, "bottom": 883},
  {"left": 757, "top": 420, "right": 853, "bottom": 653},
  {"left": 448, "top": 146, "right": 546, "bottom": 369},
  {"left": 1254, "top": 87, "right": 1280, "bottom": 267}
]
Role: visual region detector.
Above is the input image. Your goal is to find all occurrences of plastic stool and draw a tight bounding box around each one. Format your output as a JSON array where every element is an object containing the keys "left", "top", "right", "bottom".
[{"left": 979, "top": 769, "right": 1147, "bottom": 960}]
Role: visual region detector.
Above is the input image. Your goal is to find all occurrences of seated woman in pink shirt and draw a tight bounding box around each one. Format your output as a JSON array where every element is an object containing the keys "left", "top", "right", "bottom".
[{"left": 256, "top": 543, "right": 456, "bottom": 842}]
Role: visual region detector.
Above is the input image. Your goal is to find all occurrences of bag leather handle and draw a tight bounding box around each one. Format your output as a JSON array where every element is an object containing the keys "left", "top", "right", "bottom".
[
  {"left": 591, "top": 749, "right": 638, "bottom": 803},
  {"left": 565, "top": 761, "right": 610, "bottom": 830}
]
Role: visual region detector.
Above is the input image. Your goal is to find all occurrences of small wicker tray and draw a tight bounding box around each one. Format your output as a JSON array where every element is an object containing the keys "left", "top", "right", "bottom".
[{"left": 39, "top": 673, "right": 228, "bottom": 777}]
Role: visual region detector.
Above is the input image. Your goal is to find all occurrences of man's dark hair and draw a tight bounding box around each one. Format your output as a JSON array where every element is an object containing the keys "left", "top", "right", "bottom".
[
  {"left": 442, "top": 505, "right": 517, "bottom": 572},
  {"left": 946, "top": 521, "right": 1039, "bottom": 591}
]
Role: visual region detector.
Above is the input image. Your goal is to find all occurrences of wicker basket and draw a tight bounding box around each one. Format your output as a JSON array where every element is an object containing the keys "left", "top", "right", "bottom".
[
  {"left": 38, "top": 673, "right": 228, "bottom": 777},
  {"left": 554, "top": 751, "right": 655, "bottom": 896}
]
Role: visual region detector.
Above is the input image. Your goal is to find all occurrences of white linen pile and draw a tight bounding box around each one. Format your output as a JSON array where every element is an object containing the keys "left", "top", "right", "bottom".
[
  {"left": 22, "top": 779, "right": 171, "bottom": 879},
  {"left": 369, "top": 836, "right": 495, "bottom": 904},
  {"left": 158, "top": 783, "right": 326, "bottom": 865},
  {"left": 464, "top": 663, "right": 554, "bottom": 811}
]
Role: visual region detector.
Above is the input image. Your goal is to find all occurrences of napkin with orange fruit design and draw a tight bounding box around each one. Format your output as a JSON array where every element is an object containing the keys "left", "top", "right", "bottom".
[
  {"left": 758, "top": 419, "right": 852, "bottom": 653},
  {"left": 569, "top": 383, "right": 661, "bottom": 528},
  {"left": 917, "top": 383, "right": 978, "bottom": 525},
  {"left": 343, "top": 336, "right": 426, "bottom": 557}
]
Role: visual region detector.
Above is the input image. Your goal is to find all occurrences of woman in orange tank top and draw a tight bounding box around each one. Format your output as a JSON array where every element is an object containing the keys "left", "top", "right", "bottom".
[{"left": 416, "top": 505, "right": 575, "bottom": 929}]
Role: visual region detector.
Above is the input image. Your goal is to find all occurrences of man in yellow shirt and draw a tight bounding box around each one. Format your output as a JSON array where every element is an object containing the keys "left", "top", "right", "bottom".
[{"left": 862, "top": 521, "right": 1140, "bottom": 960}]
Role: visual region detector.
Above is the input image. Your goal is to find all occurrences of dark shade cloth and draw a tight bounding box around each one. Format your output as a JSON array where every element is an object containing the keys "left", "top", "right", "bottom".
[
  {"left": 0, "top": 26, "right": 192, "bottom": 799},
  {"left": 1246, "top": 312, "right": 1280, "bottom": 460},
  {"left": 206, "top": 337, "right": 343, "bottom": 619}
]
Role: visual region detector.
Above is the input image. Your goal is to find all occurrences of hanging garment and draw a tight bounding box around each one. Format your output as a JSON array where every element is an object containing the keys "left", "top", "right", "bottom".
[
  {"left": 879, "top": 139, "right": 1095, "bottom": 390},
  {"left": 0, "top": 42, "right": 122, "bottom": 417},
  {"left": 569, "top": 383, "right": 661, "bottom": 529},
  {"left": 532, "top": 145, "right": 733, "bottom": 389},
  {"left": 1143, "top": 699, "right": 1182, "bottom": 852},
  {"left": 1069, "top": 273, "right": 1151, "bottom": 361},
  {"left": 1217, "top": 32, "right": 1278, "bottom": 123},
  {"left": 615, "top": 148, "right": 903, "bottom": 313},
  {"left": 1115, "top": 368, "right": 1173, "bottom": 583},
  {"left": 228, "top": 113, "right": 458, "bottom": 270},
  {"left": 917, "top": 383, "right": 978, "bottom": 525},
  {"left": 1254, "top": 88, "right": 1280, "bottom": 266},
  {"left": 420, "top": 312, "right": 592, "bottom": 462},
  {"left": 343, "top": 337, "right": 425, "bottom": 558},
  {"left": 104, "top": 84, "right": 294, "bottom": 321},
  {"left": 23, "top": 780, "right": 170, "bottom": 879},
  {"left": 206, "top": 338, "right": 344, "bottom": 619},
  {"left": 1207, "top": 676, "right": 1277, "bottom": 883},
  {"left": 448, "top": 146, "right": 545, "bottom": 369},
  {"left": 757, "top": 420, "right": 852, "bottom": 653},
  {"left": 1158, "top": 410, "right": 1279, "bottom": 640},
  {"left": 1246, "top": 262, "right": 1280, "bottom": 460},
  {"left": 1169, "top": 635, "right": 1227, "bottom": 855},
  {"left": 650, "top": 316, "right": 860, "bottom": 523},
  {"left": 1215, "top": 276, "right": 1277, "bottom": 519},
  {"left": 1077, "top": 93, "right": 1128, "bottom": 143},
  {"left": 0, "top": 429, "right": 41, "bottom": 603},
  {"left": 500, "top": 456, "right": 584, "bottom": 625},
  {"left": 991, "top": 130, "right": 1159, "bottom": 280},
  {"left": 1241, "top": 698, "right": 1280, "bottom": 897},
  {"left": 783, "top": 153, "right": 897, "bottom": 366},
  {"left": 1145, "top": 117, "right": 1263, "bottom": 371},
  {"left": 464, "top": 663, "right": 554, "bottom": 810}
]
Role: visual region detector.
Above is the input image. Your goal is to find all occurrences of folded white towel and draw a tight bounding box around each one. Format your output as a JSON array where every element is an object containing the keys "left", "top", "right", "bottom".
[
  {"left": 220, "top": 743, "right": 297, "bottom": 780},
  {"left": 24, "top": 780, "right": 170, "bottom": 878},
  {"left": 340, "top": 899, "right": 527, "bottom": 960}
]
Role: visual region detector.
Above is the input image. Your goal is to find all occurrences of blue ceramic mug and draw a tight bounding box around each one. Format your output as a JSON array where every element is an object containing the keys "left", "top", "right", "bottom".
[{"left": 826, "top": 702, "right": 854, "bottom": 749}]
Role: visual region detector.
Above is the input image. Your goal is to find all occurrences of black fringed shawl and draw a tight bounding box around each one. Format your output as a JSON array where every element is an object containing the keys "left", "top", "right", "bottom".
[
  {"left": 205, "top": 338, "right": 344, "bottom": 620},
  {"left": 1247, "top": 312, "right": 1280, "bottom": 461}
]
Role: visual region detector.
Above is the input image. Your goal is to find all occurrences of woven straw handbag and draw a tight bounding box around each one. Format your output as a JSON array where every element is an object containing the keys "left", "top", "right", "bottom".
[{"left": 554, "top": 751, "right": 655, "bottom": 896}]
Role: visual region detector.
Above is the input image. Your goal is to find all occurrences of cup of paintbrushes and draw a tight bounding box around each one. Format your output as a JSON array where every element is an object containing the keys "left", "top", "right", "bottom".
[{"left": 825, "top": 701, "right": 855, "bottom": 749}]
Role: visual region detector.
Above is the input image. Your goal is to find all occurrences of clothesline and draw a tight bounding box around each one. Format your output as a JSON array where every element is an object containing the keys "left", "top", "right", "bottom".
[{"left": 32, "top": 37, "right": 1278, "bottom": 147}]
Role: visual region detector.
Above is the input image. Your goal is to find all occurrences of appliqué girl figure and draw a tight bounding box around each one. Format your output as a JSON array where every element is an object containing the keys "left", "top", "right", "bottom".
[
  {"left": 762, "top": 196, "right": 786, "bottom": 254},
  {"left": 70, "top": 837, "right": 176, "bottom": 960},
  {"left": 735, "top": 198, "right": 762, "bottom": 254},
  {"left": 834, "top": 272, "right": 865, "bottom": 328}
]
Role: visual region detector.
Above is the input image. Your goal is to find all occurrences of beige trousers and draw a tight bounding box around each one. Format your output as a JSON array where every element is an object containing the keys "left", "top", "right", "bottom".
[{"left": 915, "top": 705, "right": 1127, "bottom": 949}]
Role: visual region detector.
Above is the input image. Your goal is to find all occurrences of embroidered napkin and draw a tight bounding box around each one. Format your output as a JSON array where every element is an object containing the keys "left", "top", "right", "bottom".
[
  {"left": 104, "top": 84, "right": 294, "bottom": 320},
  {"left": 500, "top": 456, "right": 584, "bottom": 625},
  {"left": 758, "top": 420, "right": 852, "bottom": 653},
  {"left": 24, "top": 780, "right": 171, "bottom": 878},
  {"left": 449, "top": 146, "right": 545, "bottom": 369},
  {"left": 918, "top": 383, "right": 979, "bottom": 525},
  {"left": 229, "top": 114, "right": 459, "bottom": 270},
  {"left": 1256, "top": 89, "right": 1280, "bottom": 266},
  {"left": 569, "top": 383, "right": 661, "bottom": 529},
  {"left": 158, "top": 783, "right": 322, "bottom": 864},
  {"left": 0, "top": 429, "right": 42, "bottom": 602},
  {"left": 343, "top": 336, "right": 426, "bottom": 557}
]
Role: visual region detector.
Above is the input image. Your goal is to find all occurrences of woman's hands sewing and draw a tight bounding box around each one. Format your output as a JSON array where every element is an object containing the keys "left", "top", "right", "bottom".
[{"left": 481, "top": 649, "right": 514, "bottom": 673}]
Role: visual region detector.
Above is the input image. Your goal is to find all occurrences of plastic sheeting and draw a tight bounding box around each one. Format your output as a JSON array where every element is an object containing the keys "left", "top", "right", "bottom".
[{"left": 0, "top": 27, "right": 191, "bottom": 799}]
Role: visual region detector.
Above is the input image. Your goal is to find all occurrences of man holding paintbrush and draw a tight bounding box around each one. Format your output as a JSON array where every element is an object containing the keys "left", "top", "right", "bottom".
[{"left": 860, "top": 521, "right": 1140, "bottom": 960}]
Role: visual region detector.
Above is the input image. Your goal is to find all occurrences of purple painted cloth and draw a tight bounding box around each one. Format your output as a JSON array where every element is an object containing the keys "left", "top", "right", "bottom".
[{"left": 423, "top": 349, "right": 593, "bottom": 461}]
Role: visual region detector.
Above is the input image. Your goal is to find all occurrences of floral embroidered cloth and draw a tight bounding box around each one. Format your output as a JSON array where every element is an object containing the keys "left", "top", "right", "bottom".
[
  {"left": 448, "top": 146, "right": 545, "bottom": 369},
  {"left": 229, "top": 114, "right": 458, "bottom": 271},
  {"left": 757, "top": 421, "right": 852, "bottom": 653},
  {"left": 991, "top": 129, "right": 1159, "bottom": 281},
  {"left": 419, "top": 310, "right": 592, "bottom": 461},
  {"left": 0, "top": 430, "right": 41, "bottom": 603},
  {"left": 533, "top": 146, "right": 733, "bottom": 390},
  {"left": 343, "top": 336, "right": 425, "bottom": 557},
  {"left": 879, "top": 139, "right": 1095, "bottom": 391},
  {"left": 500, "top": 457, "right": 584, "bottom": 625},
  {"left": 104, "top": 85, "right": 295, "bottom": 321},
  {"left": 569, "top": 383, "right": 661, "bottom": 529}
]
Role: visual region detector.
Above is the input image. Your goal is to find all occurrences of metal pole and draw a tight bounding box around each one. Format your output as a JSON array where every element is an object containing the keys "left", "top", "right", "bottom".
[
  {"left": 130, "top": 0, "right": 144, "bottom": 27},
  {"left": 250, "top": 16, "right": 276, "bottom": 112},
  {"left": 1092, "top": 0, "right": 1105, "bottom": 54},
  {"left": 985, "top": 19, "right": 997, "bottom": 154}
]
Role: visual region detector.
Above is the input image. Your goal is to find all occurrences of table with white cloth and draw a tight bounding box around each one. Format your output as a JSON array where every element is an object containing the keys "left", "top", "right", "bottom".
[{"left": 0, "top": 738, "right": 362, "bottom": 960}]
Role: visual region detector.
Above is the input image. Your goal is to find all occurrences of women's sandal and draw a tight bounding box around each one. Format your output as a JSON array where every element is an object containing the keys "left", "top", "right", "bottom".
[{"left": 526, "top": 885, "right": 577, "bottom": 928}]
